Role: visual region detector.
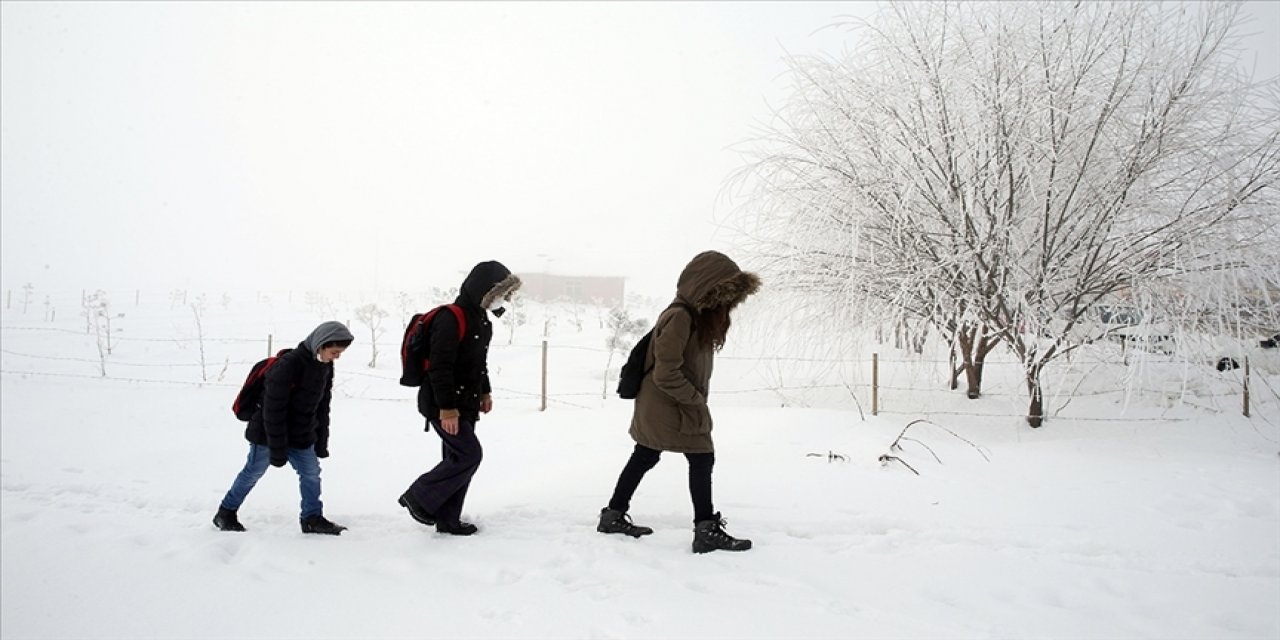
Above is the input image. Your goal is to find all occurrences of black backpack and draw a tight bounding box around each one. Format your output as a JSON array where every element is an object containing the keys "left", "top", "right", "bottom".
[
  {"left": 399, "top": 304, "right": 467, "bottom": 387},
  {"left": 617, "top": 303, "right": 694, "bottom": 399},
  {"left": 232, "top": 348, "right": 293, "bottom": 421}
]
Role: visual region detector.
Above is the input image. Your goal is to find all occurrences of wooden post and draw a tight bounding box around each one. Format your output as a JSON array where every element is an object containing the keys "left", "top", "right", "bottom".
[
  {"left": 872, "top": 353, "right": 879, "bottom": 416},
  {"left": 267, "top": 334, "right": 273, "bottom": 357},
  {"left": 1243, "top": 357, "right": 1251, "bottom": 418},
  {"left": 541, "top": 340, "right": 549, "bottom": 412}
]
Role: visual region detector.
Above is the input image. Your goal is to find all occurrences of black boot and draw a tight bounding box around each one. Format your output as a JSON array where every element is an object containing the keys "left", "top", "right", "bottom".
[
  {"left": 436, "top": 521, "right": 478, "bottom": 536},
  {"left": 398, "top": 491, "right": 436, "bottom": 526},
  {"left": 300, "top": 514, "right": 347, "bottom": 535},
  {"left": 213, "top": 507, "right": 246, "bottom": 532},
  {"left": 597, "top": 507, "right": 653, "bottom": 538},
  {"left": 692, "top": 513, "right": 751, "bottom": 553}
]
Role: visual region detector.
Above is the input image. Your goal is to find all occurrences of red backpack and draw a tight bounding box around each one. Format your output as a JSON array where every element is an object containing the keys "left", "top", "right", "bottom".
[
  {"left": 399, "top": 305, "right": 466, "bottom": 387},
  {"left": 232, "top": 348, "right": 293, "bottom": 421}
]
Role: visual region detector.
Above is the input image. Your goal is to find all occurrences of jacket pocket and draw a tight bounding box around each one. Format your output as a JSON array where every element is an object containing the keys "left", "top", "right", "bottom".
[{"left": 677, "top": 403, "right": 712, "bottom": 435}]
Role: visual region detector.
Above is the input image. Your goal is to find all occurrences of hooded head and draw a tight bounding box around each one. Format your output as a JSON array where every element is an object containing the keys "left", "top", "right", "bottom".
[
  {"left": 301, "top": 321, "right": 355, "bottom": 358},
  {"left": 458, "top": 260, "right": 523, "bottom": 316},
  {"left": 676, "top": 251, "right": 761, "bottom": 311}
]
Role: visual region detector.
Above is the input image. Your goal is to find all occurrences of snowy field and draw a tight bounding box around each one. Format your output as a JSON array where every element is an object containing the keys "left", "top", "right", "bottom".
[{"left": 2, "top": 292, "right": 1278, "bottom": 640}]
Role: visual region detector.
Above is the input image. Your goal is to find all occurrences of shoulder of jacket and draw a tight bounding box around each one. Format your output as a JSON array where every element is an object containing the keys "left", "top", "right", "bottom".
[
  {"left": 276, "top": 349, "right": 305, "bottom": 367},
  {"left": 657, "top": 306, "right": 694, "bottom": 330}
]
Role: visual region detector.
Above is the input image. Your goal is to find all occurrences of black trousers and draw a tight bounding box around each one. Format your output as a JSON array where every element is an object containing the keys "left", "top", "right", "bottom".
[
  {"left": 408, "top": 418, "right": 482, "bottom": 525},
  {"left": 607, "top": 443, "right": 715, "bottom": 522}
]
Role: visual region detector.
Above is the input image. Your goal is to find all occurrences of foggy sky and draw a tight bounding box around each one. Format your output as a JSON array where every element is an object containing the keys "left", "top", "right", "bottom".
[{"left": 2, "top": 1, "right": 1277, "bottom": 301}]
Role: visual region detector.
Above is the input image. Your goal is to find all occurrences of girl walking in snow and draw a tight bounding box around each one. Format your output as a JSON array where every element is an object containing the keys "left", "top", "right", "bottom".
[{"left": 597, "top": 250, "right": 760, "bottom": 553}]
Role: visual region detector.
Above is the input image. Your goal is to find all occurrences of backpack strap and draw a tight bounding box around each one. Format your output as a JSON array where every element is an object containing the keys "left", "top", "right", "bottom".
[
  {"left": 644, "top": 303, "right": 696, "bottom": 370},
  {"left": 402, "top": 305, "right": 467, "bottom": 362},
  {"left": 231, "top": 349, "right": 293, "bottom": 419},
  {"left": 443, "top": 304, "right": 466, "bottom": 339}
]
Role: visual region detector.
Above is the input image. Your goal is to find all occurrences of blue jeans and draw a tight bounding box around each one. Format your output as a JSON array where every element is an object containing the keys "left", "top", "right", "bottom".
[{"left": 220, "top": 444, "right": 323, "bottom": 519}]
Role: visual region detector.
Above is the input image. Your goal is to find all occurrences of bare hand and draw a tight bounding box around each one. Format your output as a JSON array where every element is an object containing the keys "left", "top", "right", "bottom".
[
  {"left": 480, "top": 396, "right": 493, "bottom": 414},
  {"left": 440, "top": 415, "right": 459, "bottom": 435}
]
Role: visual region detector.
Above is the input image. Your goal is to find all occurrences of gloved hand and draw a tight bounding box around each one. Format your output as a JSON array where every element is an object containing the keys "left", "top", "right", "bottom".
[
  {"left": 270, "top": 448, "right": 288, "bottom": 467},
  {"left": 315, "top": 447, "right": 329, "bottom": 459}
]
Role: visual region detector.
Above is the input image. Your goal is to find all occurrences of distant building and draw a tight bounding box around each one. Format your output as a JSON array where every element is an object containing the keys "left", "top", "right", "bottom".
[{"left": 516, "top": 272, "right": 625, "bottom": 306}]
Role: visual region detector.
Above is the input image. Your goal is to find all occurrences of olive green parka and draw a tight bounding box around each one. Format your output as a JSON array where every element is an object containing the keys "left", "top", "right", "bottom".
[{"left": 628, "top": 251, "right": 760, "bottom": 453}]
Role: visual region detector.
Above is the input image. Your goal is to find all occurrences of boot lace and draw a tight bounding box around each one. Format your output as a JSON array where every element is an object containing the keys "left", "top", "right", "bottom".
[
  {"left": 701, "top": 515, "right": 734, "bottom": 538},
  {"left": 616, "top": 512, "right": 645, "bottom": 532}
]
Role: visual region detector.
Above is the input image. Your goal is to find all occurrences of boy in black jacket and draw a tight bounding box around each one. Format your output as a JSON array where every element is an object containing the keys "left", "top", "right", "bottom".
[
  {"left": 398, "top": 261, "right": 521, "bottom": 535},
  {"left": 214, "top": 321, "right": 355, "bottom": 535}
]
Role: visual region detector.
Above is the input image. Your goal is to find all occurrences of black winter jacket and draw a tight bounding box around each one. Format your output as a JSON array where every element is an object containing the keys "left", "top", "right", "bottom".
[
  {"left": 245, "top": 344, "right": 334, "bottom": 454},
  {"left": 417, "top": 261, "right": 519, "bottom": 422}
]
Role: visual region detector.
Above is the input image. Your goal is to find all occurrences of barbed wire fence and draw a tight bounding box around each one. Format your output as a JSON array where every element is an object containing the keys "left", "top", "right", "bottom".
[
  {"left": 2, "top": 285, "right": 1276, "bottom": 423},
  {"left": 4, "top": 323, "right": 1276, "bottom": 426}
]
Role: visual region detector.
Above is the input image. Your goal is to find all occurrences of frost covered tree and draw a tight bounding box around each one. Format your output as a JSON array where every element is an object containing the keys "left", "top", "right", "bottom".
[
  {"left": 603, "top": 308, "right": 650, "bottom": 399},
  {"left": 395, "top": 292, "right": 419, "bottom": 330},
  {"left": 354, "top": 303, "right": 388, "bottom": 368},
  {"left": 732, "top": 1, "right": 1280, "bottom": 427},
  {"left": 504, "top": 298, "right": 528, "bottom": 345},
  {"left": 191, "top": 294, "right": 210, "bottom": 382},
  {"left": 81, "top": 290, "right": 112, "bottom": 375}
]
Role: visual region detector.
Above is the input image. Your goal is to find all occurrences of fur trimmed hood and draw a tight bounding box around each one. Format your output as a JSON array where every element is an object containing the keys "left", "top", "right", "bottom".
[
  {"left": 458, "top": 260, "right": 523, "bottom": 311},
  {"left": 481, "top": 273, "right": 522, "bottom": 310},
  {"left": 675, "top": 250, "right": 761, "bottom": 311}
]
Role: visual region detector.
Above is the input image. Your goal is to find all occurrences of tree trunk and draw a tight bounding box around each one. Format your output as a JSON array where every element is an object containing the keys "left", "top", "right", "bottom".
[
  {"left": 949, "top": 347, "right": 959, "bottom": 390},
  {"left": 953, "top": 324, "right": 1002, "bottom": 399},
  {"left": 966, "top": 358, "right": 984, "bottom": 400},
  {"left": 910, "top": 321, "right": 928, "bottom": 354},
  {"left": 1025, "top": 362, "right": 1044, "bottom": 428}
]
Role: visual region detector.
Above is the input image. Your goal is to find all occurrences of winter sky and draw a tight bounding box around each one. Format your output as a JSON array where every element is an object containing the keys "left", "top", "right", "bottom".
[{"left": 2, "top": 1, "right": 1278, "bottom": 300}]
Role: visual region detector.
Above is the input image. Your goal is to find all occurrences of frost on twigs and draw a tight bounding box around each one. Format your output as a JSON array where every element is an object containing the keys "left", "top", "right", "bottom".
[
  {"left": 806, "top": 450, "right": 849, "bottom": 463},
  {"left": 879, "top": 419, "right": 991, "bottom": 476},
  {"left": 730, "top": 1, "right": 1280, "bottom": 429},
  {"left": 354, "top": 303, "right": 388, "bottom": 368}
]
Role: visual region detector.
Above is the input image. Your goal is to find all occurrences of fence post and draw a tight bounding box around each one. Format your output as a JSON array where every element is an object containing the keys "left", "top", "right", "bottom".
[
  {"left": 267, "top": 334, "right": 273, "bottom": 357},
  {"left": 1243, "top": 357, "right": 1251, "bottom": 418},
  {"left": 872, "top": 353, "right": 879, "bottom": 416},
  {"left": 540, "top": 340, "right": 548, "bottom": 412}
]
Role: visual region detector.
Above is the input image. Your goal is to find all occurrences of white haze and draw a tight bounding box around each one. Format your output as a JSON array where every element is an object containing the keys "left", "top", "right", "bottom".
[
  {"left": 0, "top": 1, "right": 874, "bottom": 300},
  {"left": 3, "top": 1, "right": 1276, "bottom": 302}
]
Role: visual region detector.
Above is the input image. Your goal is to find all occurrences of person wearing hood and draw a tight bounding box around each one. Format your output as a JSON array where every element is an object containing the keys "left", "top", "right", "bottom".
[
  {"left": 596, "top": 251, "right": 760, "bottom": 553},
  {"left": 214, "top": 321, "right": 355, "bottom": 535},
  {"left": 398, "top": 261, "right": 522, "bottom": 536}
]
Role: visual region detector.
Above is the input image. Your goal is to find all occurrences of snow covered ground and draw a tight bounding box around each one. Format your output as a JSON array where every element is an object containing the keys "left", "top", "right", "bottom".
[{"left": 2, "top": 293, "right": 1278, "bottom": 639}]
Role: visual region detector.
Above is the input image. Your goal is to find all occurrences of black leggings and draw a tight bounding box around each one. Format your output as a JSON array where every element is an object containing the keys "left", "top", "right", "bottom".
[{"left": 607, "top": 443, "right": 715, "bottom": 523}]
